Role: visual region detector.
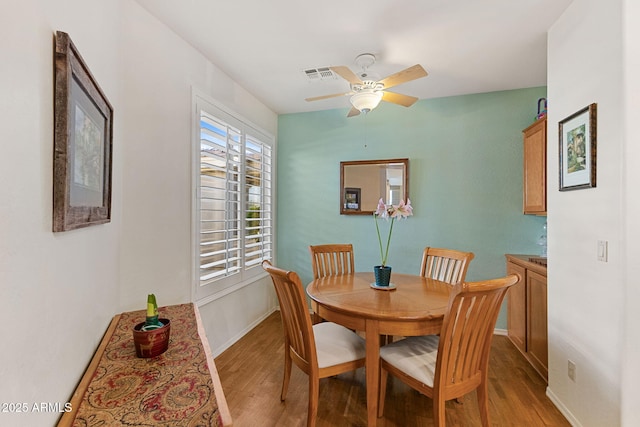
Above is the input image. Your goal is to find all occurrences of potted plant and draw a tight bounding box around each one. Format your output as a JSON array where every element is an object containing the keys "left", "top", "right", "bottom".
[{"left": 373, "top": 198, "right": 413, "bottom": 287}]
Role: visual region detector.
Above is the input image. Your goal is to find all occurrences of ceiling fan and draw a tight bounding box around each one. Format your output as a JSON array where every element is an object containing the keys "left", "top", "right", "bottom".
[{"left": 305, "top": 53, "right": 428, "bottom": 117}]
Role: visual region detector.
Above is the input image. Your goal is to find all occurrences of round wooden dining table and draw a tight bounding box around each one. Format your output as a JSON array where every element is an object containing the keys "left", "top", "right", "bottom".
[{"left": 306, "top": 272, "right": 453, "bottom": 426}]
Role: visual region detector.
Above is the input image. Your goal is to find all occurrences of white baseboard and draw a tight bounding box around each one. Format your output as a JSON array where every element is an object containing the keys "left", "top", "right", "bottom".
[
  {"left": 546, "top": 388, "right": 581, "bottom": 427},
  {"left": 210, "top": 307, "right": 278, "bottom": 358}
]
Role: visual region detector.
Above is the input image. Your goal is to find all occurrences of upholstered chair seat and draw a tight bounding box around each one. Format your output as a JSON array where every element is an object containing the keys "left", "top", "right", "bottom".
[
  {"left": 313, "top": 322, "right": 366, "bottom": 369},
  {"left": 380, "top": 335, "right": 439, "bottom": 387}
]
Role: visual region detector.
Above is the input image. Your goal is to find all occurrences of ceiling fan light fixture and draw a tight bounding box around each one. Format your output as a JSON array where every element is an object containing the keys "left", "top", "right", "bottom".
[
  {"left": 350, "top": 90, "right": 383, "bottom": 114},
  {"left": 306, "top": 54, "right": 427, "bottom": 117}
]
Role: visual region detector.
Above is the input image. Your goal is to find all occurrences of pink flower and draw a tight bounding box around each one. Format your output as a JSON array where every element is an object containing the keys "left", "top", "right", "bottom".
[
  {"left": 374, "top": 198, "right": 414, "bottom": 266},
  {"left": 394, "top": 199, "right": 413, "bottom": 219},
  {"left": 375, "top": 198, "right": 388, "bottom": 218}
]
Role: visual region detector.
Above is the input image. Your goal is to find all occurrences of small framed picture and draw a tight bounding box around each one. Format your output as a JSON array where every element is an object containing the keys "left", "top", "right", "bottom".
[
  {"left": 559, "top": 103, "right": 597, "bottom": 191},
  {"left": 53, "top": 31, "right": 113, "bottom": 231},
  {"left": 344, "top": 187, "right": 361, "bottom": 211}
]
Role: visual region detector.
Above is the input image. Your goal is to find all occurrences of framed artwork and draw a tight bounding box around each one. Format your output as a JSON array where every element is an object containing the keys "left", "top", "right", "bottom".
[
  {"left": 344, "top": 187, "right": 361, "bottom": 211},
  {"left": 559, "top": 103, "right": 597, "bottom": 191},
  {"left": 53, "top": 31, "right": 113, "bottom": 231}
]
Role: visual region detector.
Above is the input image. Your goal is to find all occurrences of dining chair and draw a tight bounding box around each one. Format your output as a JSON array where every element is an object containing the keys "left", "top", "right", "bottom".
[
  {"left": 262, "top": 260, "right": 366, "bottom": 427},
  {"left": 377, "top": 273, "right": 520, "bottom": 426},
  {"left": 419, "top": 247, "right": 475, "bottom": 285},
  {"left": 309, "top": 244, "right": 355, "bottom": 279},
  {"left": 409, "top": 247, "right": 475, "bottom": 347}
]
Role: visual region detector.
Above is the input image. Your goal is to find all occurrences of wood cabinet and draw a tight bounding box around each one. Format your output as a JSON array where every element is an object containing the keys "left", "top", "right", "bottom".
[
  {"left": 522, "top": 117, "right": 547, "bottom": 215},
  {"left": 526, "top": 269, "right": 548, "bottom": 378},
  {"left": 506, "top": 254, "right": 548, "bottom": 381},
  {"left": 506, "top": 261, "right": 526, "bottom": 352}
]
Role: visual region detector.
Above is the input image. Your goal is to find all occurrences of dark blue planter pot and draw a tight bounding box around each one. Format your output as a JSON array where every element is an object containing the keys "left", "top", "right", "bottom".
[{"left": 374, "top": 265, "right": 392, "bottom": 287}]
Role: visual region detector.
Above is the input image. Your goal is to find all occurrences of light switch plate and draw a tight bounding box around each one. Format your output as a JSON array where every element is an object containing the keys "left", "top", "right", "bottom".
[{"left": 597, "top": 240, "right": 608, "bottom": 262}]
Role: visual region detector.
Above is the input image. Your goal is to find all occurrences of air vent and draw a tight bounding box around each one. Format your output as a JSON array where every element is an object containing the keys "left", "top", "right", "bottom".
[{"left": 303, "top": 67, "right": 336, "bottom": 82}]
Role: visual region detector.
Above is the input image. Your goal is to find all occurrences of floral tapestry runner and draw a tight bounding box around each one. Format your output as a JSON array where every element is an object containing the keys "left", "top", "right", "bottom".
[{"left": 59, "top": 303, "right": 225, "bottom": 426}]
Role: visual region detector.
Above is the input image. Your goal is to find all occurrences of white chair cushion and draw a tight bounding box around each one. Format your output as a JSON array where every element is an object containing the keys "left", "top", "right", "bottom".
[
  {"left": 380, "top": 335, "right": 440, "bottom": 387},
  {"left": 313, "top": 322, "right": 366, "bottom": 369}
]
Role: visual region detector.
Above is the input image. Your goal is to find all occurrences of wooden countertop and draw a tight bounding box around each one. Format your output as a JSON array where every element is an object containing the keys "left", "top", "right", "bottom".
[{"left": 505, "top": 254, "right": 547, "bottom": 276}]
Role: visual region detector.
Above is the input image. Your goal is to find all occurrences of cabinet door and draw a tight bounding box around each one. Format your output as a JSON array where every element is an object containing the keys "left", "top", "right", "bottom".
[
  {"left": 527, "top": 270, "right": 548, "bottom": 379},
  {"left": 507, "top": 262, "right": 526, "bottom": 353},
  {"left": 523, "top": 117, "right": 547, "bottom": 214}
]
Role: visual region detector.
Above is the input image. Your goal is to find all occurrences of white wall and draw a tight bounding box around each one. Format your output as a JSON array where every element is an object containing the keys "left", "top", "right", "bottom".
[
  {"left": 0, "top": 1, "right": 123, "bottom": 426},
  {"left": 621, "top": 0, "right": 640, "bottom": 425},
  {"left": 0, "top": 1, "right": 277, "bottom": 425},
  {"left": 547, "top": 0, "right": 627, "bottom": 425},
  {"left": 118, "top": 0, "right": 278, "bottom": 357}
]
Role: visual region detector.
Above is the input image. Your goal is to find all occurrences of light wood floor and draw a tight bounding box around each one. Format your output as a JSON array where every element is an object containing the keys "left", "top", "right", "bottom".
[{"left": 214, "top": 311, "right": 570, "bottom": 427}]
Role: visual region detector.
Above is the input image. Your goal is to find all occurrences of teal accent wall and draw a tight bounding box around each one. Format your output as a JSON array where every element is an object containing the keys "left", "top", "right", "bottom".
[{"left": 276, "top": 87, "right": 547, "bottom": 328}]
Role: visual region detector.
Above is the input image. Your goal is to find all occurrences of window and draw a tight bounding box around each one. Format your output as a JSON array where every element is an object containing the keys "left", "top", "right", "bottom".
[{"left": 193, "top": 94, "right": 273, "bottom": 302}]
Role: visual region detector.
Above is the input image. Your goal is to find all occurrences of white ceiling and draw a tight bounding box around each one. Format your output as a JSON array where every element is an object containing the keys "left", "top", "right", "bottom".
[{"left": 135, "top": 0, "right": 572, "bottom": 115}]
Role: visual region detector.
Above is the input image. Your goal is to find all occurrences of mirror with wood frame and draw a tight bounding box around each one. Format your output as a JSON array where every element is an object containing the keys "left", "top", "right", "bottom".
[{"left": 340, "top": 158, "right": 409, "bottom": 215}]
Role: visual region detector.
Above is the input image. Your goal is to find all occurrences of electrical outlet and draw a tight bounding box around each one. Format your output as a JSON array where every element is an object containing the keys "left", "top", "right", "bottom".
[{"left": 568, "top": 360, "right": 576, "bottom": 381}]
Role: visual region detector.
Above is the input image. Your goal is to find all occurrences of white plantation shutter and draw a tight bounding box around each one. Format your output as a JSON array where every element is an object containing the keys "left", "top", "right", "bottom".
[
  {"left": 194, "top": 94, "right": 274, "bottom": 301},
  {"left": 244, "top": 135, "right": 273, "bottom": 268},
  {"left": 199, "top": 114, "right": 242, "bottom": 282}
]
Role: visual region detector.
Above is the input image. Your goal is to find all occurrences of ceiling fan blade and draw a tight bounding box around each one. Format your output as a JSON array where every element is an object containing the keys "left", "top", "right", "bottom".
[
  {"left": 347, "top": 106, "right": 361, "bottom": 117},
  {"left": 382, "top": 91, "right": 419, "bottom": 107},
  {"left": 305, "top": 92, "right": 351, "bottom": 102},
  {"left": 330, "top": 66, "right": 363, "bottom": 85},
  {"left": 378, "top": 64, "right": 428, "bottom": 90}
]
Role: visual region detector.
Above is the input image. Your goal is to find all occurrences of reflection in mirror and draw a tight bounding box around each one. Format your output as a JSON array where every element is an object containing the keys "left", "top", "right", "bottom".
[{"left": 340, "top": 158, "right": 409, "bottom": 215}]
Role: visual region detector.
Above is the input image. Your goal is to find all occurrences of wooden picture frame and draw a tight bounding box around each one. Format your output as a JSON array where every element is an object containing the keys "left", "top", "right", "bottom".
[
  {"left": 53, "top": 31, "right": 113, "bottom": 231},
  {"left": 559, "top": 103, "right": 597, "bottom": 191},
  {"left": 344, "top": 187, "right": 361, "bottom": 211}
]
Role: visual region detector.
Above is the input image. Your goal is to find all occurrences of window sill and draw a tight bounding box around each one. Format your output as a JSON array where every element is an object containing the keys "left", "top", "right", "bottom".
[{"left": 195, "top": 271, "right": 270, "bottom": 307}]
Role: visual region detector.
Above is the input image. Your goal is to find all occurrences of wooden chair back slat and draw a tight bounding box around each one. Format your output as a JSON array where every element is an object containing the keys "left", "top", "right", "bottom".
[
  {"left": 420, "top": 247, "right": 475, "bottom": 285},
  {"left": 309, "top": 244, "right": 355, "bottom": 279}
]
